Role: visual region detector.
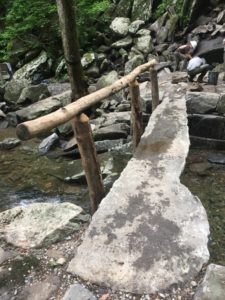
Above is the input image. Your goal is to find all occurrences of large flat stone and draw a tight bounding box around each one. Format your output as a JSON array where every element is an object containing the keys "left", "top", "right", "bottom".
[
  {"left": 67, "top": 96, "right": 210, "bottom": 294},
  {"left": 0, "top": 203, "right": 83, "bottom": 248}
]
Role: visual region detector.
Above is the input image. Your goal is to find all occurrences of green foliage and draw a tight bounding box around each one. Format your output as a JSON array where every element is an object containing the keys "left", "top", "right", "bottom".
[
  {"left": 0, "top": 0, "right": 111, "bottom": 60},
  {"left": 154, "top": 0, "right": 184, "bottom": 19},
  {"left": 76, "top": 0, "right": 111, "bottom": 49},
  {"left": 0, "top": 0, "right": 59, "bottom": 59}
]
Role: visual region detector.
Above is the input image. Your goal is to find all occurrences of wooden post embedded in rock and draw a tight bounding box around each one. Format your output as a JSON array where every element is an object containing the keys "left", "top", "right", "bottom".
[
  {"left": 72, "top": 114, "right": 105, "bottom": 214},
  {"left": 129, "top": 80, "right": 143, "bottom": 150},
  {"left": 150, "top": 67, "right": 159, "bottom": 111},
  {"left": 56, "top": 0, "right": 104, "bottom": 213}
]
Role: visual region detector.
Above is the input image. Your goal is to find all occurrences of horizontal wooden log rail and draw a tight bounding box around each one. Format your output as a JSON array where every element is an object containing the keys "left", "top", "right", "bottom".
[{"left": 16, "top": 59, "right": 157, "bottom": 140}]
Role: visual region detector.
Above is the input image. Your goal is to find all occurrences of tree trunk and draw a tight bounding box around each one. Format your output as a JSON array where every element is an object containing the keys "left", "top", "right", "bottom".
[{"left": 56, "top": 0, "right": 87, "bottom": 99}]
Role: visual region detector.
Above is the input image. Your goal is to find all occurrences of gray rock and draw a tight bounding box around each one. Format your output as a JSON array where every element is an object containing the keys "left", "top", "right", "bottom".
[
  {"left": 85, "top": 63, "right": 100, "bottom": 78},
  {"left": 4, "top": 79, "right": 29, "bottom": 103},
  {"left": 15, "top": 97, "right": 61, "bottom": 121},
  {"left": 0, "top": 138, "right": 21, "bottom": 150},
  {"left": 93, "top": 123, "right": 130, "bottom": 141},
  {"left": 216, "top": 93, "right": 225, "bottom": 114},
  {"left": 62, "top": 283, "right": 96, "bottom": 300},
  {"left": 128, "top": 20, "right": 145, "bottom": 34},
  {"left": 186, "top": 92, "right": 220, "bottom": 114},
  {"left": 194, "top": 264, "right": 225, "bottom": 300},
  {"left": 100, "top": 111, "right": 131, "bottom": 127},
  {"left": 17, "top": 275, "right": 60, "bottom": 300},
  {"left": 14, "top": 51, "right": 50, "bottom": 82},
  {"left": 0, "top": 248, "right": 16, "bottom": 265},
  {"left": 112, "top": 36, "right": 133, "bottom": 49},
  {"left": 81, "top": 52, "right": 96, "bottom": 69},
  {"left": 150, "top": 12, "right": 168, "bottom": 33},
  {"left": 67, "top": 95, "right": 209, "bottom": 294},
  {"left": 110, "top": 17, "right": 130, "bottom": 37},
  {"left": 188, "top": 114, "right": 225, "bottom": 140},
  {"left": 17, "top": 84, "right": 50, "bottom": 104},
  {"left": 207, "top": 153, "right": 225, "bottom": 165},
  {"left": 38, "top": 133, "right": 59, "bottom": 155},
  {"left": 96, "top": 71, "right": 119, "bottom": 90},
  {"left": 131, "top": 0, "right": 153, "bottom": 21},
  {"left": 134, "top": 35, "right": 153, "bottom": 54},
  {"left": 0, "top": 202, "right": 83, "bottom": 248},
  {"left": 136, "top": 29, "right": 151, "bottom": 36},
  {"left": 124, "top": 55, "right": 144, "bottom": 75}
]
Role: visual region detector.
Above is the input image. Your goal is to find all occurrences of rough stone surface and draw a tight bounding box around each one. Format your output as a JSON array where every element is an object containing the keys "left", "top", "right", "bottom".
[
  {"left": 0, "top": 202, "right": 83, "bottom": 248},
  {"left": 186, "top": 92, "right": 219, "bottom": 114},
  {"left": 4, "top": 79, "right": 29, "bottom": 103},
  {"left": 62, "top": 283, "right": 96, "bottom": 300},
  {"left": 67, "top": 96, "right": 210, "bottom": 294},
  {"left": 131, "top": 0, "right": 153, "bottom": 21},
  {"left": 109, "top": 17, "right": 130, "bottom": 37},
  {"left": 17, "top": 83, "right": 50, "bottom": 104},
  {"left": 17, "top": 276, "right": 60, "bottom": 300},
  {"left": 15, "top": 97, "right": 61, "bottom": 121},
  {"left": 194, "top": 264, "right": 225, "bottom": 300}
]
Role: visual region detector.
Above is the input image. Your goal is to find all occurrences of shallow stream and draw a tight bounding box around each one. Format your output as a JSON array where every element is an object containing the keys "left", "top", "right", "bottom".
[{"left": 1, "top": 128, "right": 225, "bottom": 265}]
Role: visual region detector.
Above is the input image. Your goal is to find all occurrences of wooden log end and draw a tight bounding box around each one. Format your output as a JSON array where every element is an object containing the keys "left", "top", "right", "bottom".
[{"left": 16, "top": 123, "right": 31, "bottom": 141}]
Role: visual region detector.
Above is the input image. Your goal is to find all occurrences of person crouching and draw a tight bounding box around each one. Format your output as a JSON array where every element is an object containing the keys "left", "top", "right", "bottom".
[{"left": 187, "top": 56, "right": 212, "bottom": 83}]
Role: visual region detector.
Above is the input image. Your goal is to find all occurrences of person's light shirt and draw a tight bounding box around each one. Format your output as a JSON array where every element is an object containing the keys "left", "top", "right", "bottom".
[{"left": 187, "top": 57, "right": 203, "bottom": 71}]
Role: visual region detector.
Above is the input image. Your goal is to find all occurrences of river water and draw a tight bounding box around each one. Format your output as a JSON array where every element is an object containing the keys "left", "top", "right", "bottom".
[{"left": 1, "top": 128, "right": 225, "bottom": 265}]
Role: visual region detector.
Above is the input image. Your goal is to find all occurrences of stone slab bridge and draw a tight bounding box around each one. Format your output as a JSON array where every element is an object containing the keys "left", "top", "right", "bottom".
[
  {"left": 16, "top": 60, "right": 210, "bottom": 294},
  {"left": 67, "top": 92, "right": 209, "bottom": 294}
]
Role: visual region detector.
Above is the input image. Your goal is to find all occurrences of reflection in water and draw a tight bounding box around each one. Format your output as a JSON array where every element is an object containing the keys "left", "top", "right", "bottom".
[{"left": 181, "top": 149, "right": 225, "bottom": 266}]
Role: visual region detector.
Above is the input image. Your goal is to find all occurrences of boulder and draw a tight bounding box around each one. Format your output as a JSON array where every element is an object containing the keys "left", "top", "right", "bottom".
[
  {"left": 81, "top": 52, "right": 96, "bottom": 69},
  {"left": 194, "top": 264, "right": 225, "bottom": 300},
  {"left": 0, "top": 138, "right": 21, "bottom": 150},
  {"left": 188, "top": 114, "right": 225, "bottom": 139},
  {"left": 124, "top": 55, "right": 144, "bottom": 75},
  {"left": 186, "top": 92, "right": 220, "bottom": 114},
  {"left": 93, "top": 123, "right": 130, "bottom": 140},
  {"left": 38, "top": 133, "right": 59, "bottom": 155},
  {"left": 13, "top": 51, "right": 51, "bottom": 82},
  {"left": 134, "top": 35, "right": 153, "bottom": 54},
  {"left": 112, "top": 0, "right": 133, "bottom": 18},
  {"left": 17, "top": 84, "right": 50, "bottom": 104},
  {"left": 14, "top": 97, "right": 61, "bottom": 121},
  {"left": 131, "top": 0, "right": 153, "bottom": 21},
  {"left": 96, "top": 71, "right": 119, "bottom": 90},
  {"left": 62, "top": 284, "right": 96, "bottom": 300},
  {"left": 128, "top": 20, "right": 145, "bottom": 34},
  {"left": 110, "top": 17, "right": 130, "bottom": 37},
  {"left": 195, "top": 36, "right": 224, "bottom": 64},
  {"left": 216, "top": 93, "right": 225, "bottom": 114},
  {"left": 4, "top": 79, "right": 29, "bottom": 104},
  {"left": 112, "top": 36, "right": 133, "bottom": 49},
  {"left": 0, "top": 202, "right": 83, "bottom": 248}
]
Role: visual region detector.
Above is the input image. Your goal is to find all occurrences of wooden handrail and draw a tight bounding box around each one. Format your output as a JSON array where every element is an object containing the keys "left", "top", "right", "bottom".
[{"left": 16, "top": 59, "right": 157, "bottom": 140}]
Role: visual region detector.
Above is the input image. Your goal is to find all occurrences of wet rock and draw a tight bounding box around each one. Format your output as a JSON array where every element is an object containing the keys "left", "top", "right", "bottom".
[
  {"left": 110, "top": 17, "right": 130, "bottom": 37},
  {"left": 207, "top": 153, "right": 225, "bottom": 164},
  {"left": 189, "top": 162, "right": 212, "bottom": 176},
  {"left": 194, "top": 264, "right": 225, "bottom": 300},
  {"left": 0, "top": 202, "right": 83, "bottom": 248},
  {"left": 0, "top": 138, "right": 21, "bottom": 150},
  {"left": 188, "top": 114, "right": 225, "bottom": 140},
  {"left": 15, "top": 98, "right": 61, "bottom": 121},
  {"left": 186, "top": 92, "right": 219, "bottom": 114},
  {"left": 17, "top": 275, "right": 60, "bottom": 300},
  {"left": 17, "top": 84, "right": 50, "bottom": 104},
  {"left": 190, "top": 136, "right": 225, "bottom": 150},
  {"left": 0, "top": 248, "right": 16, "bottom": 265},
  {"left": 38, "top": 133, "right": 59, "bottom": 155},
  {"left": 62, "top": 283, "right": 96, "bottom": 300}
]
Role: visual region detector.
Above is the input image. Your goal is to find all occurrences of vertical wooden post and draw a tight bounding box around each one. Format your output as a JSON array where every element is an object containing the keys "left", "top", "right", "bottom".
[
  {"left": 72, "top": 114, "right": 105, "bottom": 214},
  {"left": 129, "top": 80, "right": 143, "bottom": 150},
  {"left": 150, "top": 67, "right": 159, "bottom": 111},
  {"left": 56, "top": 0, "right": 104, "bottom": 213}
]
